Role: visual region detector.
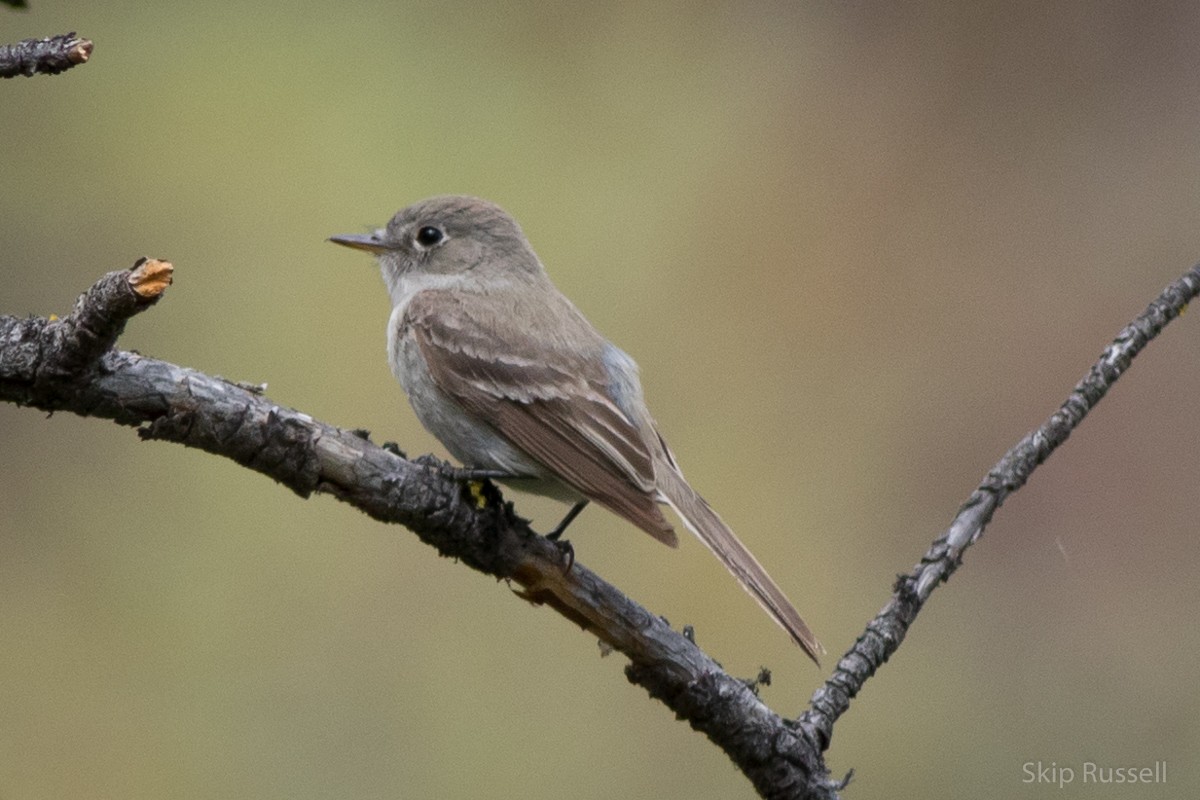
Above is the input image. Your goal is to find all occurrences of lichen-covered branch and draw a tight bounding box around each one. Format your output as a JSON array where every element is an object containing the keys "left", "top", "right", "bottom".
[
  {"left": 0, "top": 261, "right": 837, "bottom": 800},
  {"left": 0, "top": 32, "right": 93, "bottom": 78},
  {"left": 798, "top": 263, "right": 1200, "bottom": 749}
]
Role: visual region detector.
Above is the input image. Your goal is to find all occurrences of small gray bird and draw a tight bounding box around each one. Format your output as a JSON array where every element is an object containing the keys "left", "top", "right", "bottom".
[{"left": 330, "top": 196, "right": 821, "bottom": 663}]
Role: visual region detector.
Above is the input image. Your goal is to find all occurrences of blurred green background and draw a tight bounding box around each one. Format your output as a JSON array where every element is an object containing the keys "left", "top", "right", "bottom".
[{"left": 3, "top": 2, "right": 1198, "bottom": 797}]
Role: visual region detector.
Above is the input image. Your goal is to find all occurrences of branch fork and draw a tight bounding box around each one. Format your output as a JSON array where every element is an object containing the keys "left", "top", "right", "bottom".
[{"left": 3, "top": 257, "right": 1198, "bottom": 799}]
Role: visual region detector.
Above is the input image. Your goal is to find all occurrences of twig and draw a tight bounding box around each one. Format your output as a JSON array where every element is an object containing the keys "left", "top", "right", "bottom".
[
  {"left": 798, "top": 263, "right": 1200, "bottom": 749},
  {"left": 0, "top": 32, "right": 93, "bottom": 78}
]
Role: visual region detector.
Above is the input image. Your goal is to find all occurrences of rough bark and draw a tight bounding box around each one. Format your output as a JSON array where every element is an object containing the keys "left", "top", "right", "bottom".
[
  {"left": 4, "top": 259, "right": 1197, "bottom": 798},
  {"left": 0, "top": 32, "right": 92, "bottom": 78}
]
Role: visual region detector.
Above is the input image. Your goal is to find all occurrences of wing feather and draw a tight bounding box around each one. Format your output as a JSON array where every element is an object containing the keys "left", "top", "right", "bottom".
[{"left": 406, "top": 289, "right": 677, "bottom": 545}]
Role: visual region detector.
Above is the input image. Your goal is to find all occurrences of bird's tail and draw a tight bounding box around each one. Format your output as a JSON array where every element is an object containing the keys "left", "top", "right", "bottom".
[{"left": 656, "top": 464, "right": 823, "bottom": 665}]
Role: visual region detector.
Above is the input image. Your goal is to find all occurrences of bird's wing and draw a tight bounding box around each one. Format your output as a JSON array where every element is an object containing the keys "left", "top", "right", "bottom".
[{"left": 404, "top": 288, "right": 677, "bottom": 545}]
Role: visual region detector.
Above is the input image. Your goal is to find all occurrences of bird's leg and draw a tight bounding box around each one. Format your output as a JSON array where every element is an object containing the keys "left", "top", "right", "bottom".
[
  {"left": 439, "top": 465, "right": 513, "bottom": 482},
  {"left": 420, "top": 457, "right": 586, "bottom": 570},
  {"left": 441, "top": 465, "right": 590, "bottom": 543},
  {"left": 408, "top": 454, "right": 519, "bottom": 483},
  {"left": 546, "top": 500, "right": 589, "bottom": 541},
  {"left": 545, "top": 500, "right": 589, "bottom": 573}
]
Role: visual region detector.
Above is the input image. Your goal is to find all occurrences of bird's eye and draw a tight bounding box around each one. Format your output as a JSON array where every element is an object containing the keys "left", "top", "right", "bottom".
[{"left": 415, "top": 226, "right": 445, "bottom": 248}]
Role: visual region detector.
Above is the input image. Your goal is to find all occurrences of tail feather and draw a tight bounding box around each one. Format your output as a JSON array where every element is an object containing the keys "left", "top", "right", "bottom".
[{"left": 656, "top": 466, "right": 822, "bottom": 665}]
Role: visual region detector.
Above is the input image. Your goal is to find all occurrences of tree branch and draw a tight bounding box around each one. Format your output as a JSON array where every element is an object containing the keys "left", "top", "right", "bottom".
[
  {"left": 0, "top": 32, "right": 92, "bottom": 78},
  {"left": 0, "top": 261, "right": 837, "bottom": 799},
  {"left": 798, "top": 263, "right": 1200, "bottom": 749},
  {"left": 3, "top": 260, "right": 1196, "bottom": 799}
]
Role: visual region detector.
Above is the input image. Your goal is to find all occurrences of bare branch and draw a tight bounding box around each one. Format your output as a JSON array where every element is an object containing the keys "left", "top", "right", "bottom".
[
  {"left": 798, "top": 263, "right": 1200, "bottom": 748},
  {"left": 4, "top": 259, "right": 1197, "bottom": 798},
  {"left": 0, "top": 32, "right": 93, "bottom": 78},
  {"left": 0, "top": 262, "right": 837, "bottom": 799},
  {"left": 38, "top": 258, "right": 171, "bottom": 382}
]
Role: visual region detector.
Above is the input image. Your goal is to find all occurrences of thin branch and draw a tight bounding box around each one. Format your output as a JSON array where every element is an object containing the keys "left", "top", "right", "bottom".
[
  {"left": 0, "top": 32, "right": 92, "bottom": 78},
  {"left": 798, "top": 263, "right": 1200, "bottom": 748}
]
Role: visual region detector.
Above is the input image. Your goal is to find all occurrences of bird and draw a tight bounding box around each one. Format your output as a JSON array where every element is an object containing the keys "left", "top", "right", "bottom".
[{"left": 330, "top": 196, "right": 821, "bottom": 663}]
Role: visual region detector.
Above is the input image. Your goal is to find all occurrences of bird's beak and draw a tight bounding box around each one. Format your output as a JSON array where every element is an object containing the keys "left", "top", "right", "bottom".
[{"left": 328, "top": 232, "right": 391, "bottom": 254}]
